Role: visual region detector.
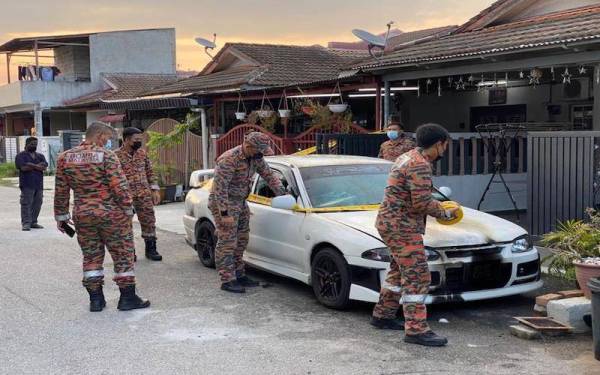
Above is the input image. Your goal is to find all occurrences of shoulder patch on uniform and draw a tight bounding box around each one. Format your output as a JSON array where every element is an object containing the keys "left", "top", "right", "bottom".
[{"left": 65, "top": 151, "right": 104, "bottom": 164}]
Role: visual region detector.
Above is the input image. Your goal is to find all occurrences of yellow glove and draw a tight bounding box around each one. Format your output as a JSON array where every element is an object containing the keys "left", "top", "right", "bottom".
[{"left": 436, "top": 201, "right": 464, "bottom": 225}]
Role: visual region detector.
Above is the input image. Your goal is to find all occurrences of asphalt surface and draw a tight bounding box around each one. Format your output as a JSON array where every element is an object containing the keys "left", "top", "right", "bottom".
[{"left": 0, "top": 183, "right": 597, "bottom": 375}]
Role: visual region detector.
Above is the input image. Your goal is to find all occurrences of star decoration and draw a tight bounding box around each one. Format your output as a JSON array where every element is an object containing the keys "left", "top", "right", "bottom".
[
  {"left": 402, "top": 80, "right": 407, "bottom": 86},
  {"left": 562, "top": 67, "right": 572, "bottom": 84},
  {"left": 550, "top": 66, "right": 555, "bottom": 80},
  {"left": 467, "top": 75, "right": 475, "bottom": 83},
  {"left": 455, "top": 76, "right": 466, "bottom": 90},
  {"left": 519, "top": 71, "right": 525, "bottom": 79},
  {"left": 447, "top": 76, "right": 454, "bottom": 88},
  {"left": 579, "top": 66, "right": 587, "bottom": 75}
]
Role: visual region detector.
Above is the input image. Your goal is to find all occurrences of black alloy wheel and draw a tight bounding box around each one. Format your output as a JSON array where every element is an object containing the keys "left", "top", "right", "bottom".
[
  {"left": 196, "top": 221, "right": 216, "bottom": 268},
  {"left": 311, "top": 247, "right": 351, "bottom": 309}
]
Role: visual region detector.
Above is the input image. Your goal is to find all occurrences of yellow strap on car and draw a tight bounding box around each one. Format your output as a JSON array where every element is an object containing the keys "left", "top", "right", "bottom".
[{"left": 247, "top": 194, "right": 379, "bottom": 213}]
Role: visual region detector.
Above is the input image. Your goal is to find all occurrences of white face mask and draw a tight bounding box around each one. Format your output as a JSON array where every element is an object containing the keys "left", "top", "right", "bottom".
[{"left": 104, "top": 139, "right": 112, "bottom": 149}]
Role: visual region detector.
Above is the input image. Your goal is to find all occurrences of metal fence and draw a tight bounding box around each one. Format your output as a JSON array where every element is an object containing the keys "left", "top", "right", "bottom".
[
  {"left": 316, "top": 132, "right": 528, "bottom": 176},
  {"left": 527, "top": 131, "right": 600, "bottom": 235}
]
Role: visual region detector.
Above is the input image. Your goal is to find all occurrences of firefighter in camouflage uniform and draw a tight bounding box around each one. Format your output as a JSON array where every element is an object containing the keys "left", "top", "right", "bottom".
[
  {"left": 116, "top": 127, "right": 162, "bottom": 261},
  {"left": 54, "top": 122, "right": 150, "bottom": 312},
  {"left": 378, "top": 117, "right": 416, "bottom": 162},
  {"left": 371, "top": 123, "right": 458, "bottom": 347},
  {"left": 209, "top": 132, "right": 285, "bottom": 293}
]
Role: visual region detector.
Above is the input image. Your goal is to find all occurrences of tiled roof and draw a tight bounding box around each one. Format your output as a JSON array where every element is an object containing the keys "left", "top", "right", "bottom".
[
  {"left": 388, "top": 25, "right": 458, "bottom": 49},
  {"left": 454, "top": 0, "right": 522, "bottom": 33},
  {"left": 145, "top": 43, "right": 370, "bottom": 96},
  {"left": 63, "top": 73, "right": 177, "bottom": 106},
  {"left": 145, "top": 66, "right": 261, "bottom": 96},
  {"left": 352, "top": 5, "right": 600, "bottom": 71}
]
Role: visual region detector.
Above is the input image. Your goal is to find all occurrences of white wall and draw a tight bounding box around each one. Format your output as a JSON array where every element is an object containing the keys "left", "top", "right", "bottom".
[
  {"left": 89, "top": 29, "right": 176, "bottom": 83},
  {"left": 20, "top": 81, "right": 98, "bottom": 108},
  {"left": 0, "top": 81, "right": 23, "bottom": 108},
  {"left": 400, "top": 82, "right": 580, "bottom": 131},
  {"left": 433, "top": 173, "right": 527, "bottom": 212}
]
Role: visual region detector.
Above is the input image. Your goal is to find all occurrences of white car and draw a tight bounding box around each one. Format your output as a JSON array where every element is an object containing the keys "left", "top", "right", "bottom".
[{"left": 183, "top": 155, "right": 542, "bottom": 309}]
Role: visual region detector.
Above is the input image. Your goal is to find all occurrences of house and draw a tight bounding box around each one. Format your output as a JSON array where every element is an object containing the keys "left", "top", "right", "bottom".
[{"left": 0, "top": 28, "right": 177, "bottom": 136}]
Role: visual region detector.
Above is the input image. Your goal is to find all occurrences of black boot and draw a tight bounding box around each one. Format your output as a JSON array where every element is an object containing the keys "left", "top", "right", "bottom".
[
  {"left": 404, "top": 330, "right": 448, "bottom": 347},
  {"left": 144, "top": 238, "right": 162, "bottom": 261},
  {"left": 86, "top": 287, "right": 106, "bottom": 312},
  {"left": 370, "top": 316, "right": 405, "bottom": 330},
  {"left": 237, "top": 275, "right": 260, "bottom": 287},
  {"left": 117, "top": 285, "right": 151, "bottom": 311},
  {"left": 221, "top": 280, "right": 246, "bottom": 293}
]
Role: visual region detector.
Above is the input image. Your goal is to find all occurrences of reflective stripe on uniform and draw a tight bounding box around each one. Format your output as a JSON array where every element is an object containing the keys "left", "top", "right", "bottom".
[
  {"left": 141, "top": 232, "right": 155, "bottom": 237},
  {"left": 55, "top": 213, "right": 71, "bottom": 221},
  {"left": 114, "top": 271, "right": 135, "bottom": 278},
  {"left": 83, "top": 270, "right": 104, "bottom": 278},
  {"left": 383, "top": 284, "right": 402, "bottom": 293},
  {"left": 401, "top": 294, "right": 428, "bottom": 304}
]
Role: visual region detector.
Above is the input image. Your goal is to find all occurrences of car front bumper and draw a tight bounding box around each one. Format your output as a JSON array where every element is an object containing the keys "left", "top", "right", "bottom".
[{"left": 347, "top": 246, "right": 542, "bottom": 304}]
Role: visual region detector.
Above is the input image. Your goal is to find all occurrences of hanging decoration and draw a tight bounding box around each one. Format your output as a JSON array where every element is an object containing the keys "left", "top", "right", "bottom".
[
  {"left": 277, "top": 89, "right": 291, "bottom": 118},
  {"left": 426, "top": 78, "right": 433, "bottom": 94},
  {"left": 504, "top": 72, "right": 509, "bottom": 86},
  {"left": 519, "top": 70, "right": 525, "bottom": 79},
  {"left": 528, "top": 68, "right": 542, "bottom": 87},
  {"left": 257, "top": 90, "right": 275, "bottom": 118},
  {"left": 447, "top": 76, "right": 454, "bottom": 88},
  {"left": 562, "top": 67, "right": 572, "bottom": 84},
  {"left": 437, "top": 78, "right": 442, "bottom": 97},
  {"left": 327, "top": 81, "right": 348, "bottom": 113},
  {"left": 402, "top": 80, "right": 407, "bottom": 87},
  {"left": 493, "top": 73, "right": 498, "bottom": 87},
  {"left": 550, "top": 66, "right": 555, "bottom": 81},
  {"left": 455, "top": 76, "right": 465, "bottom": 90},
  {"left": 417, "top": 79, "right": 421, "bottom": 98},
  {"left": 467, "top": 75, "right": 475, "bottom": 83},
  {"left": 477, "top": 73, "right": 485, "bottom": 92},
  {"left": 579, "top": 65, "right": 587, "bottom": 75},
  {"left": 235, "top": 92, "right": 247, "bottom": 120}
]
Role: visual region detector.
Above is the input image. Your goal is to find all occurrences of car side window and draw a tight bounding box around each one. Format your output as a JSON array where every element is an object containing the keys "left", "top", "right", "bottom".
[{"left": 254, "top": 170, "right": 287, "bottom": 198}]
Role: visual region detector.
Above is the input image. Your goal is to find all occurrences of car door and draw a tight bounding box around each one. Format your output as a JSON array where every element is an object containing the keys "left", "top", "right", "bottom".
[{"left": 246, "top": 166, "right": 308, "bottom": 274}]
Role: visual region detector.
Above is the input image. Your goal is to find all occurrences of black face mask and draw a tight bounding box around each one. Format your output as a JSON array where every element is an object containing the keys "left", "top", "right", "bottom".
[
  {"left": 132, "top": 141, "right": 143, "bottom": 150},
  {"left": 251, "top": 152, "right": 264, "bottom": 160},
  {"left": 27, "top": 146, "right": 37, "bottom": 152}
]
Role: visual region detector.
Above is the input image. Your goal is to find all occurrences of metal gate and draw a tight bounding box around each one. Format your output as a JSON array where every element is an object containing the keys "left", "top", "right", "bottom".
[{"left": 527, "top": 131, "right": 600, "bottom": 235}]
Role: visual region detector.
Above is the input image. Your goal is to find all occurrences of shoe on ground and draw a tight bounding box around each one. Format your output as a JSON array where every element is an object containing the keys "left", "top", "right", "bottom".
[
  {"left": 117, "top": 285, "right": 150, "bottom": 311},
  {"left": 86, "top": 287, "right": 106, "bottom": 312},
  {"left": 144, "top": 238, "right": 163, "bottom": 261},
  {"left": 30, "top": 223, "right": 44, "bottom": 229},
  {"left": 237, "top": 275, "right": 260, "bottom": 287},
  {"left": 22, "top": 225, "right": 31, "bottom": 231},
  {"left": 404, "top": 330, "right": 448, "bottom": 347},
  {"left": 221, "top": 280, "right": 246, "bottom": 293},
  {"left": 370, "top": 316, "right": 405, "bottom": 330}
]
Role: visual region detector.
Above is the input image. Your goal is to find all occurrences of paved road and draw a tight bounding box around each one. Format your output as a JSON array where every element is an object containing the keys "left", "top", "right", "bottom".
[{"left": 0, "top": 184, "right": 596, "bottom": 375}]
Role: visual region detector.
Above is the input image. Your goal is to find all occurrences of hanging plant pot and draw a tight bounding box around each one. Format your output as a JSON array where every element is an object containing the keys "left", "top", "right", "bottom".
[
  {"left": 278, "top": 109, "right": 291, "bottom": 118},
  {"left": 328, "top": 103, "right": 348, "bottom": 113},
  {"left": 257, "top": 110, "right": 274, "bottom": 118},
  {"left": 235, "top": 112, "right": 247, "bottom": 121}
]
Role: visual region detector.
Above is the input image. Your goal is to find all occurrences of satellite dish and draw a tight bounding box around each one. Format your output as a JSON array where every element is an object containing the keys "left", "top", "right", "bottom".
[
  {"left": 352, "top": 21, "right": 394, "bottom": 61},
  {"left": 352, "top": 29, "right": 385, "bottom": 48},
  {"left": 195, "top": 33, "right": 217, "bottom": 60}
]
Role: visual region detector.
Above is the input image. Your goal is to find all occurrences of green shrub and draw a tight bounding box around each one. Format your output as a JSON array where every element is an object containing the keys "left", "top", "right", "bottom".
[{"left": 0, "top": 162, "right": 18, "bottom": 178}]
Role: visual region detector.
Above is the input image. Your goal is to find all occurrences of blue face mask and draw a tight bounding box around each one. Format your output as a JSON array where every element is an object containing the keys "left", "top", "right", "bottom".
[
  {"left": 387, "top": 130, "right": 399, "bottom": 140},
  {"left": 104, "top": 139, "right": 112, "bottom": 149}
]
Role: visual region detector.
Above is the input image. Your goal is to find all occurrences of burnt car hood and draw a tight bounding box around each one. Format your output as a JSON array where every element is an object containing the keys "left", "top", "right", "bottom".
[{"left": 319, "top": 207, "right": 526, "bottom": 248}]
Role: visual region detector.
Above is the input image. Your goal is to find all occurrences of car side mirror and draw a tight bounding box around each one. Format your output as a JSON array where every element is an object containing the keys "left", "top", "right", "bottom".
[
  {"left": 271, "top": 194, "right": 296, "bottom": 210},
  {"left": 438, "top": 186, "right": 452, "bottom": 198}
]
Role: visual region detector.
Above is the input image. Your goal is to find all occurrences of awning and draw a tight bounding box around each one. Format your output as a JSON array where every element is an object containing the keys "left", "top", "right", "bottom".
[
  {"left": 98, "top": 114, "right": 125, "bottom": 123},
  {"left": 99, "top": 97, "right": 197, "bottom": 111}
]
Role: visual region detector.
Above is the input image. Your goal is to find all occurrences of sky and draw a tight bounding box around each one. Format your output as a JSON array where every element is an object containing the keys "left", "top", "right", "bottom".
[{"left": 0, "top": 0, "right": 496, "bottom": 83}]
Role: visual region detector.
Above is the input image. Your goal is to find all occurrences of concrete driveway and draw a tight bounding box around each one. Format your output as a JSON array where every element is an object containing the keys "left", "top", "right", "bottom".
[{"left": 0, "top": 183, "right": 596, "bottom": 374}]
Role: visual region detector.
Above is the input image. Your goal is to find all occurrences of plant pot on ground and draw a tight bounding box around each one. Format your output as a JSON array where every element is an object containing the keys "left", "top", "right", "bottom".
[{"left": 541, "top": 208, "right": 600, "bottom": 299}]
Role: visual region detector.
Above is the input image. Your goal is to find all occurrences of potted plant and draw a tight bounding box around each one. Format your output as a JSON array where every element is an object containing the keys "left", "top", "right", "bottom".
[
  {"left": 235, "top": 92, "right": 247, "bottom": 121},
  {"left": 278, "top": 89, "right": 291, "bottom": 118},
  {"left": 541, "top": 208, "right": 600, "bottom": 298},
  {"left": 327, "top": 82, "right": 348, "bottom": 113}
]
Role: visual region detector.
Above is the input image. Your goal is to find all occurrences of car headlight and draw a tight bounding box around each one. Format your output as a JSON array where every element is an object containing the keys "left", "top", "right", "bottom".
[
  {"left": 362, "top": 248, "right": 391, "bottom": 262},
  {"left": 361, "top": 248, "right": 441, "bottom": 262},
  {"left": 512, "top": 235, "right": 532, "bottom": 253}
]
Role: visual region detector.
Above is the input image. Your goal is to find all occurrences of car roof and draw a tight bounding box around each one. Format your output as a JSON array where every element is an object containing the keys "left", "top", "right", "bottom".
[{"left": 265, "top": 155, "right": 392, "bottom": 168}]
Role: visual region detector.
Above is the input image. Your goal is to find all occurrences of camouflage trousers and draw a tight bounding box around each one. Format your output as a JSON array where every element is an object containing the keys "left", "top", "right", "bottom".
[
  {"left": 133, "top": 192, "right": 157, "bottom": 239},
  {"left": 74, "top": 210, "right": 136, "bottom": 290},
  {"left": 372, "top": 232, "right": 431, "bottom": 335},
  {"left": 209, "top": 201, "right": 250, "bottom": 283}
]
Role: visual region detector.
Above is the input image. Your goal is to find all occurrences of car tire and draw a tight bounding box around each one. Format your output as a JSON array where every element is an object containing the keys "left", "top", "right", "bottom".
[
  {"left": 196, "top": 221, "right": 216, "bottom": 268},
  {"left": 311, "top": 247, "right": 351, "bottom": 309}
]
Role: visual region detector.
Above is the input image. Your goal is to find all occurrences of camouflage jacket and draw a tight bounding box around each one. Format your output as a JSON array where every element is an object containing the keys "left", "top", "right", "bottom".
[
  {"left": 378, "top": 135, "right": 416, "bottom": 162},
  {"left": 376, "top": 147, "right": 445, "bottom": 235},
  {"left": 54, "top": 141, "right": 133, "bottom": 221},
  {"left": 209, "top": 145, "right": 285, "bottom": 213},
  {"left": 115, "top": 148, "right": 159, "bottom": 197}
]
